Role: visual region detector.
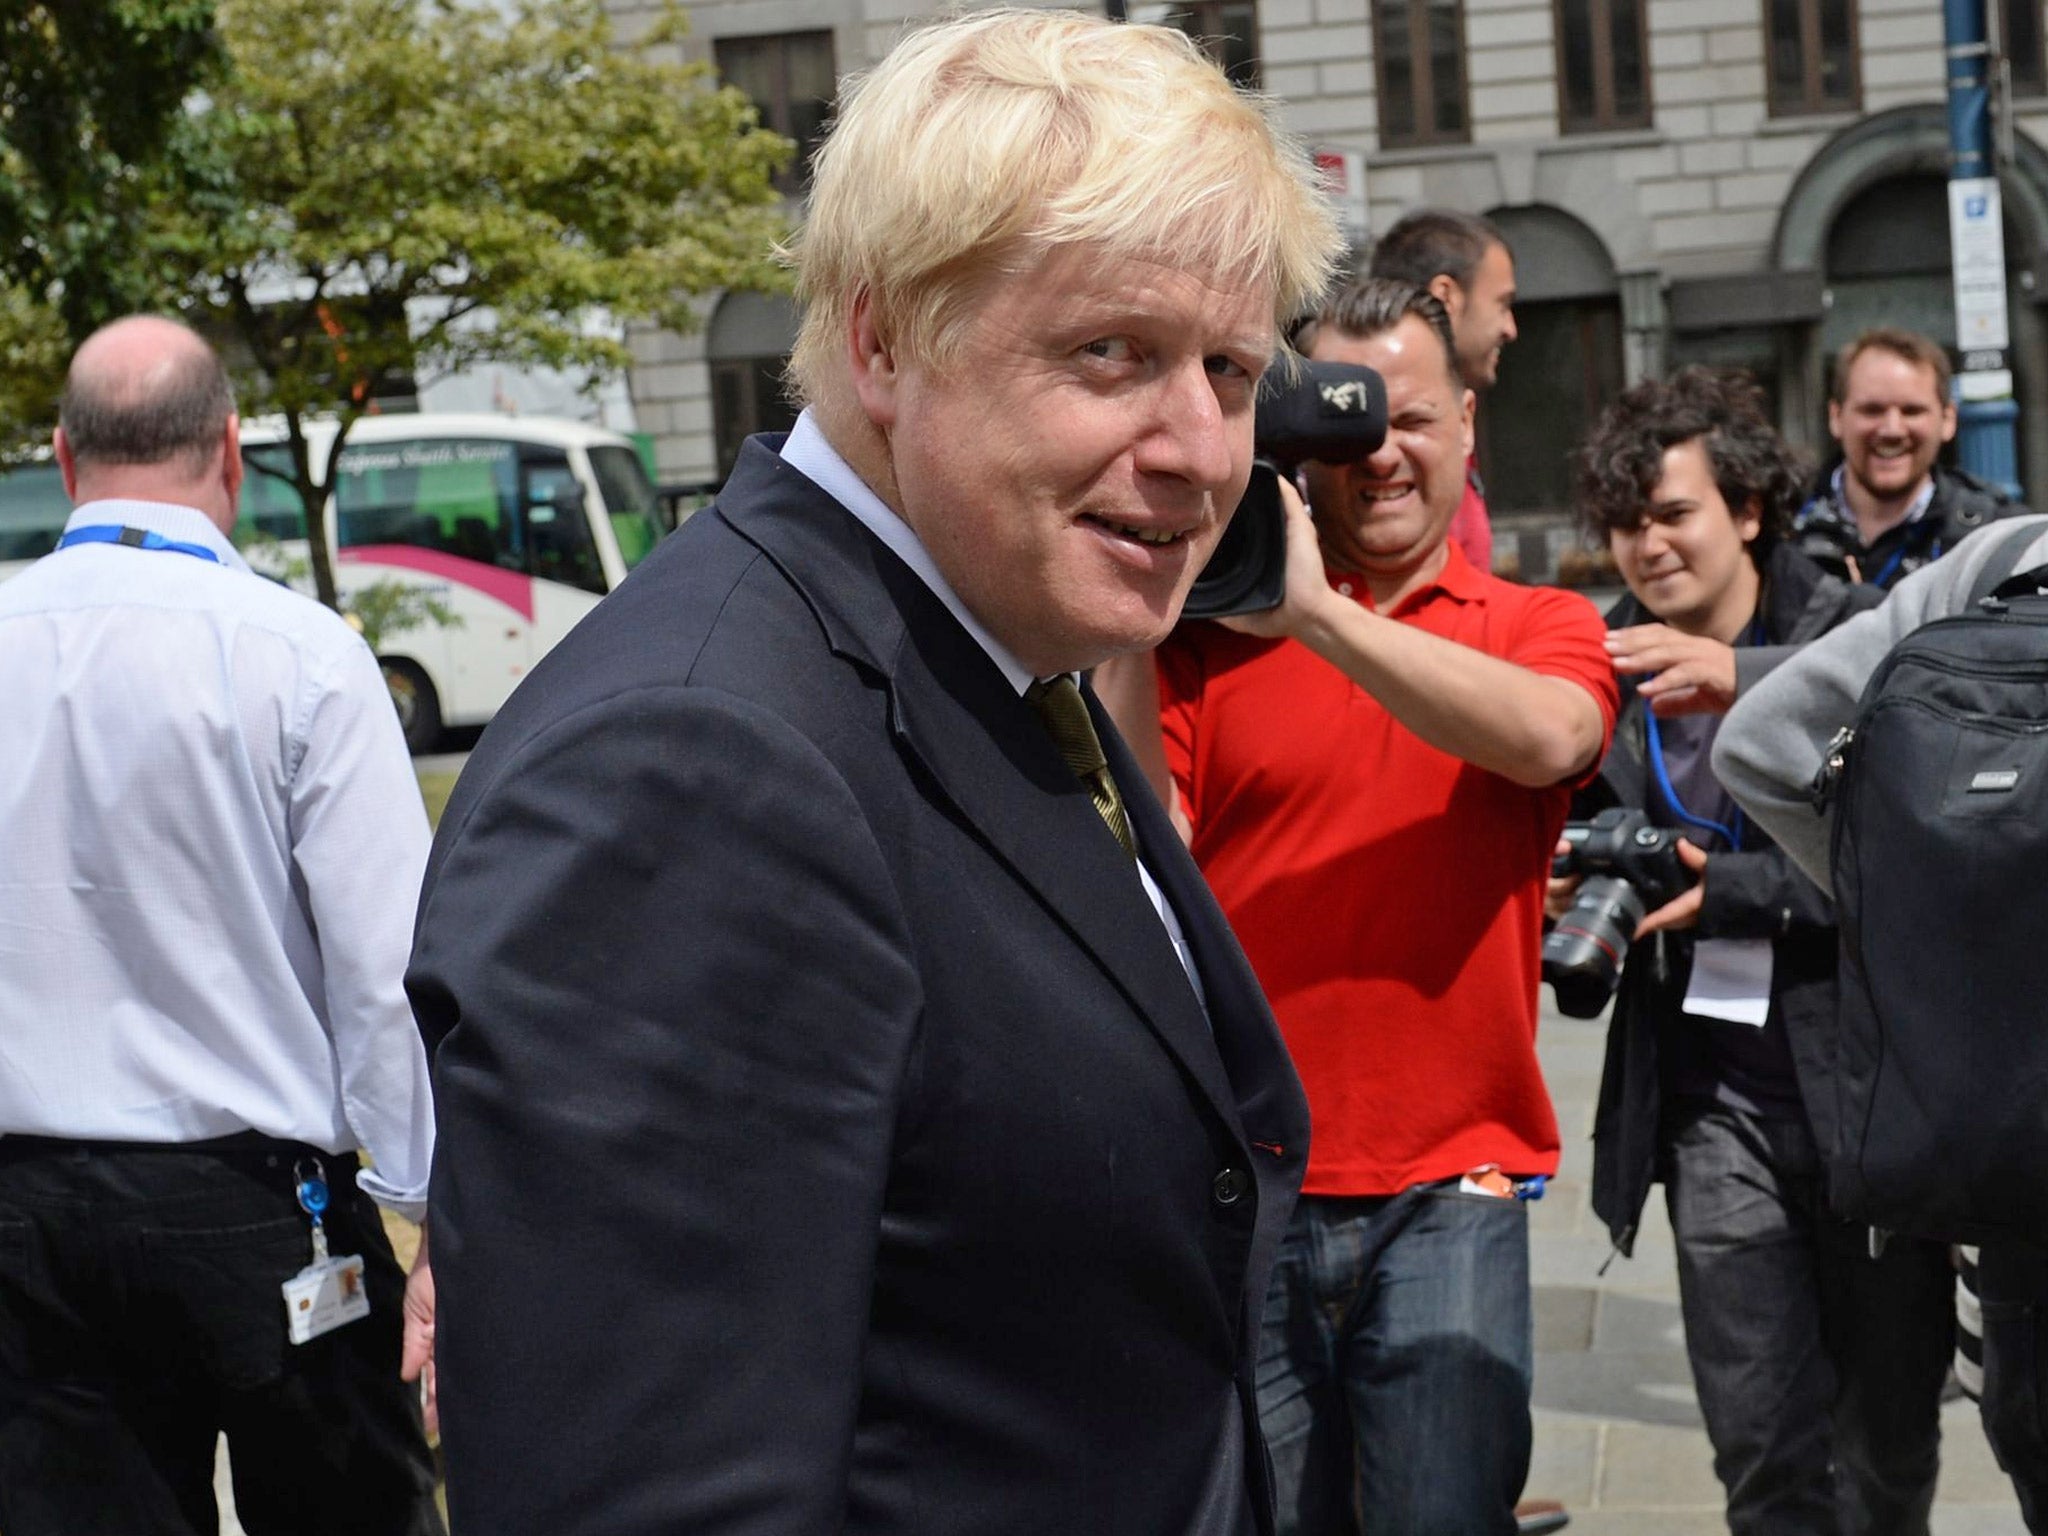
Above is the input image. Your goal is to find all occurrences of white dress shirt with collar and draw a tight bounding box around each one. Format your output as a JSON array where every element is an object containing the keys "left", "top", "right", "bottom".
[
  {"left": 778, "top": 411, "right": 1207, "bottom": 1005},
  {"left": 0, "top": 498, "right": 434, "bottom": 1219}
]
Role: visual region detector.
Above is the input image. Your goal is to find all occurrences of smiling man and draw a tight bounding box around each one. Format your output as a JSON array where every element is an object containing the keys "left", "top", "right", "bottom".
[
  {"left": 1143, "top": 278, "right": 1615, "bottom": 1536},
  {"left": 1570, "top": 368, "right": 1948, "bottom": 1536},
  {"left": 1793, "top": 328, "right": 2028, "bottom": 588},
  {"left": 407, "top": 12, "right": 1342, "bottom": 1536}
]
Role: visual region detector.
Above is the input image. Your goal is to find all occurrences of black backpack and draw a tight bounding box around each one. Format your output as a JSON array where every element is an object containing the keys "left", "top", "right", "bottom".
[{"left": 1819, "top": 519, "right": 2048, "bottom": 1244}]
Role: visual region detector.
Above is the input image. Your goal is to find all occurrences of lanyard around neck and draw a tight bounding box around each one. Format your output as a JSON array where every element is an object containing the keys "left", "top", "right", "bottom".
[
  {"left": 55, "top": 524, "right": 222, "bottom": 564},
  {"left": 1638, "top": 611, "right": 1761, "bottom": 852}
]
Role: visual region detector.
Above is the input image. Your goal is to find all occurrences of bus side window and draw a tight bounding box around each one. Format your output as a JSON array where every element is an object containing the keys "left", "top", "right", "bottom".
[
  {"left": 520, "top": 456, "right": 606, "bottom": 596},
  {"left": 236, "top": 446, "right": 310, "bottom": 543},
  {"left": 335, "top": 439, "right": 519, "bottom": 569}
]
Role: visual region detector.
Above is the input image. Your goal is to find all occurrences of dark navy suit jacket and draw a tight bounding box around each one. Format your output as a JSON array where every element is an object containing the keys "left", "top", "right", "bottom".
[{"left": 409, "top": 435, "right": 1310, "bottom": 1535}]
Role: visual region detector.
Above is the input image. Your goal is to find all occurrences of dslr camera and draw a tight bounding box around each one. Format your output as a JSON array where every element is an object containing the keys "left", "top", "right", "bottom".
[
  {"left": 1542, "top": 808, "right": 1691, "bottom": 1018},
  {"left": 1182, "top": 359, "right": 1388, "bottom": 620}
]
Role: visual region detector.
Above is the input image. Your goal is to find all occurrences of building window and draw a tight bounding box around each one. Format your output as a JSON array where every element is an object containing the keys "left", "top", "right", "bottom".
[
  {"left": 714, "top": 30, "right": 837, "bottom": 194},
  {"left": 1158, "top": 1, "right": 1261, "bottom": 88},
  {"left": 1555, "top": 0, "right": 1650, "bottom": 132},
  {"left": 2003, "top": 0, "right": 2045, "bottom": 98},
  {"left": 710, "top": 357, "right": 799, "bottom": 481},
  {"left": 1373, "top": 0, "right": 1470, "bottom": 148},
  {"left": 1477, "top": 298, "right": 1624, "bottom": 524},
  {"left": 1765, "top": 0, "right": 1859, "bottom": 116}
]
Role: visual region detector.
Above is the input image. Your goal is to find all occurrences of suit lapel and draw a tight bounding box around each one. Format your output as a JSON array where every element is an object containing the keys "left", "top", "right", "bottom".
[{"left": 719, "top": 441, "right": 1244, "bottom": 1139}]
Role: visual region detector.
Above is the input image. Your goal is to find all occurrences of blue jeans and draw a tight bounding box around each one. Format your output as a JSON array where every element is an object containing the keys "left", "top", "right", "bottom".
[
  {"left": 1664, "top": 1101, "right": 1953, "bottom": 1536},
  {"left": 1255, "top": 1187, "right": 1533, "bottom": 1536}
]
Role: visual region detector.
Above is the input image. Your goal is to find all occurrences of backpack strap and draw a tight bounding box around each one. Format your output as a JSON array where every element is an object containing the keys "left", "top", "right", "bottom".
[{"left": 1964, "top": 520, "right": 2048, "bottom": 608}]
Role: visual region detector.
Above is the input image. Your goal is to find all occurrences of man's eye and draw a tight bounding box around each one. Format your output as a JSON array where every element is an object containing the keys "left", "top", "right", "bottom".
[
  {"left": 1205, "top": 354, "right": 1252, "bottom": 380},
  {"left": 1082, "top": 338, "right": 1136, "bottom": 363}
]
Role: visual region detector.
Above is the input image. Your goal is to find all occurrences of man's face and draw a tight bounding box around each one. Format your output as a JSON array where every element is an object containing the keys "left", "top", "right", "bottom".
[
  {"left": 1828, "top": 348, "right": 1957, "bottom": 503},
  {"left": 864, "top": 247, "right": 1273, "bottom": 677},
  {"left": 1301, "top": 314, "right": 1475, "bottom": 581},
  {"left": 1440, "top": 240, "right": 1517, "bottom": 389},
  {"left": 1608, "top": 438, "right": 1760, "bottom": 635}
]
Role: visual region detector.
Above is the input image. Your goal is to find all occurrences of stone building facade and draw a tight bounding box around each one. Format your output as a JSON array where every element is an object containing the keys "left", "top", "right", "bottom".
[{"left": 615, "top": 0, "right": 2048, "bottom": 575}]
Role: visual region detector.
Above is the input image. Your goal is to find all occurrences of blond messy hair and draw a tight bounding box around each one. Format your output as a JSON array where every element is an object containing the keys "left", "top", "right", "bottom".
[{"left": 785, "top": 7, "right": 1341, "bottom": 406}]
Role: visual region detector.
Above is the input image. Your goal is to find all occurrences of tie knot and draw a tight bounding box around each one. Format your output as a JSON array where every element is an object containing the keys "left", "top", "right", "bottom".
[{"left": 1026, "top": 675, "right": 1108, "bottom": 778}]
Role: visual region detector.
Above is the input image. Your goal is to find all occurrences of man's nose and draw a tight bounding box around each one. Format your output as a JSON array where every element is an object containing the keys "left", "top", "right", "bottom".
[
  {"left": 1143, "top": 363, "right": 1237, "bottom": 491},
  {"left": 1501, "top": 308, "right": 1518, "bottom": 343}
]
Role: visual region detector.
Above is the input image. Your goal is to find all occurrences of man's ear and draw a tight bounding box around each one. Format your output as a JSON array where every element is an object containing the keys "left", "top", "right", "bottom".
[
  {"left": 1458, "top": 386, "right": 1476, "bottom": 460},
  {"left": 1426, "top": 271, "right": 1464, "bottom": 319},
  {"left": 53, "top": 427, "right": 79, "bottom": 502},
  {"left": 847, "top": 291, "right": 899, "bottom": 430},
  {"left": 1737, "top": 496, "right": 1763, "bottom": 544},
  {"left": 1940, "top": 400, "right": 1959, "bottom": 444},
  {"left": 220, "top": 413, "right": 244, "bottom": 512}
]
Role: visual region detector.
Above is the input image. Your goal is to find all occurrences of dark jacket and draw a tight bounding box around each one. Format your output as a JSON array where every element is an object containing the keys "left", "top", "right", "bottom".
[
  {"left": 1583, "top": 542, "right": 1881, "bottom": 1255},
  {"left": 1793, "top": 460, "right": 2029, "bottom": 589},
  {"left": 409, "top": 437, "right": 1311, "bottom": 1536}
]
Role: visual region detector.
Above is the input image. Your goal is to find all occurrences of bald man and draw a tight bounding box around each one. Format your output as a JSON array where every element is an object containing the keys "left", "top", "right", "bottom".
[{"left": 0, "top": 318, "right": 442, "bottom": 1536}]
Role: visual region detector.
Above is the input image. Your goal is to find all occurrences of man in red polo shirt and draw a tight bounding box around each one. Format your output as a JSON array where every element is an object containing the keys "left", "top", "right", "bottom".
[{"left": 1151, "top": 278, "right": 1615, "bottom": 1536}]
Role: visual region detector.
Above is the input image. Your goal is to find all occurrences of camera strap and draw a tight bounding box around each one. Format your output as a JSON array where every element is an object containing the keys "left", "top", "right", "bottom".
[{"left": 1640, "top": 613, "right": 1763, "bottom": 852}]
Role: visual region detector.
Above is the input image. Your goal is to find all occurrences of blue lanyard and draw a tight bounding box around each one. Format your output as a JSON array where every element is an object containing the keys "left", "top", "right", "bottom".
[
  {"left": 1639, "top": 613, "right": 1762, "bottom": 852},
  {"left": 55, "top": 524, "right": 221, "bottom": 563},
  {"left": 1868, "top": 530, "right": 1939, "bottom": 590}
]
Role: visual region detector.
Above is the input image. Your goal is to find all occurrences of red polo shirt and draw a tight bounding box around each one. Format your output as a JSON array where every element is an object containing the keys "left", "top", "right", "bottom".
[{"left": 1157, "top": 544, "right": 1615, "bottom": 1196}]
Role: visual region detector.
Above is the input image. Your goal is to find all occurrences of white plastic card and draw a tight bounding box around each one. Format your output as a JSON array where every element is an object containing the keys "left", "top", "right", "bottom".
[
  {"left": 1682, "top": 937, "right": 1774, "bottom": 1028},
  {"left": 282, "top": 1254, "right": 370, "bottom": 1344}
]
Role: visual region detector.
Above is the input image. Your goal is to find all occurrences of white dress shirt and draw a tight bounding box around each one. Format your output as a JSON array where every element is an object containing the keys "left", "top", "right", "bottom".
[
  {"left": 0, "top": 498, "right": 434, "bottom": 1218},
  {"left": 779, "top": 413, "right": 1207, "bottom": 1004}
]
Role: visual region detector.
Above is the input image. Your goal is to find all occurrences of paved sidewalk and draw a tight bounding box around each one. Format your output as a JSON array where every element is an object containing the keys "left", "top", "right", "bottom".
[
  {"left": 219, "top": 999, "right": 2032, "bottom": 1534},
  {"left": 1525, "top": 1004, "right": 2029, "bottom": 1533}
]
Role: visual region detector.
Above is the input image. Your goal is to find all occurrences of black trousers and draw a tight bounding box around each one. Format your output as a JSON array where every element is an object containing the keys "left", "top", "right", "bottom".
[
  {"left": 0, "top": 1136, "right": 442, "bottom": 1536},
  {"left": 1980, "top": 1238, "right": 2048, "bottom": 1534},
  {"left": 1664, "top": 1100, "right": 1954, "bottom": 1536}
]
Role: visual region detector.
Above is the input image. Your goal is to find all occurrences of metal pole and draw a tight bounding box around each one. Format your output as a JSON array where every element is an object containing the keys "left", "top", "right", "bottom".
[{"left": 1945, "top": 0, "right": 2023, "bottom": 495}]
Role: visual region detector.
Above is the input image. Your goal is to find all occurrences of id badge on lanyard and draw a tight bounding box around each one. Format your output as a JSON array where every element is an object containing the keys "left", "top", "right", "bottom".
[{"left": 281, "top": 1157, "right": 371, "bottom": 1344}]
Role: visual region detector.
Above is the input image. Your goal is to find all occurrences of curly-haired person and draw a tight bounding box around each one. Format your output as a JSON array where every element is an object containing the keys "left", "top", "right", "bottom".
[{"left": 1563, "top": 366, "right": 1955, "bottom": 1536}]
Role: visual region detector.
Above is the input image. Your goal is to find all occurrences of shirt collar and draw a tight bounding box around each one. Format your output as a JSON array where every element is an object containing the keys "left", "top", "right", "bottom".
[
  {"left": 1328, "top": 536, "right": 1486, "bottom": 616},
  {"left": 1828, "top": 463, "right": 1937, "bottom": 527},
  {"left": 66, "top": 499, "right": 250, "bottom": 573},
  {"left": 778, "top": 409, "right": 1035, "bottom": 695}
]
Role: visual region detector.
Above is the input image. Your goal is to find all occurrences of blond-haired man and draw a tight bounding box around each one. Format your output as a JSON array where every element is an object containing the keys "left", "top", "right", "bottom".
[{"left": 410, "top": 11, "right": 1341, "bottom": 1535}]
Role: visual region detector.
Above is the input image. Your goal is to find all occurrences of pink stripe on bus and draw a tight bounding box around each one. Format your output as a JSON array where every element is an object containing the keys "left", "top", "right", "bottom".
[{"left": 338, "top": 544, "right": 535, "bottom": 622}]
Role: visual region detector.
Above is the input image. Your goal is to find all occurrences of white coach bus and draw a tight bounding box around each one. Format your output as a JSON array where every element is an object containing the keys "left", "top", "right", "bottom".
[{"left": 0, "top": 414, "right": 669, "bottom": 751}]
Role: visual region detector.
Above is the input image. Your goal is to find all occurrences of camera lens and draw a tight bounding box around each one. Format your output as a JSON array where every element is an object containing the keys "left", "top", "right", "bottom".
[{"left": 1542, "top": 875, "right": 1647, "bottom": 1018}]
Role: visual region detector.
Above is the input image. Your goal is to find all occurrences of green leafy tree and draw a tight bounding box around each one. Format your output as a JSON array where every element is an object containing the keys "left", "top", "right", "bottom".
[
  {"left": 0, "top": 1, "right": 222, "bottom": 454},
  {"left": 166, "top": 0, "right": 791, "bottom": 607}
]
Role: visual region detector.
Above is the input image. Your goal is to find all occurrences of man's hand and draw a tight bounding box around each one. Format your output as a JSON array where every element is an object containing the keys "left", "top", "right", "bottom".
[
  {"left": 1635, "top": 838, "right": 1708, "bottom": 937},
  {"left": 400, "top": 1223, "right": 438, "bottom": 1437},
  {"left": 1606, "top": 624, "right": 1737, "bottom": 716},
  {"left": 1217, "top": 474, "right": 1335, "bottom": 642},
  {"left": 1545, "top": 837, "right": 1580, "bottom": 922}
]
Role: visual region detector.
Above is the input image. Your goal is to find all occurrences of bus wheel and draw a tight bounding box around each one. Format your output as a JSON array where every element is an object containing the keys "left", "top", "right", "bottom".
[{"left": 381, "top": 658, "right": 442, "bottom": 754}]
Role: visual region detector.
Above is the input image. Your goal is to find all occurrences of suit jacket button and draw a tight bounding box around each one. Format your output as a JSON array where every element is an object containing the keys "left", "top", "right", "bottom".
[{"left": 1213, "top": 1167, "right": 1250, "bottom": 1206}]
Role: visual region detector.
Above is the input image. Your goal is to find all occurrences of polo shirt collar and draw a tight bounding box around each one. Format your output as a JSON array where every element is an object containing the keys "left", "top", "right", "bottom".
[{"left": 1327, "top": 537, "right": 1485, "bottom": 617}]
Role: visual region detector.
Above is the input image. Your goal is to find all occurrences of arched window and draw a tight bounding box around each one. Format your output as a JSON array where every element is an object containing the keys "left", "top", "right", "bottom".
[{"left": 707, "top": 290, "right": 802, "bottom": 482}]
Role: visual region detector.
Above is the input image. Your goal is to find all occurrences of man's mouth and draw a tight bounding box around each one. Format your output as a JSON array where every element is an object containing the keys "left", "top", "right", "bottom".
[
  {"left": 1087, "top": 515, "right": 1187, "bottom": 546},
  {"left": 1359, "top": 484, "right": 1413, "bottom": 504}
]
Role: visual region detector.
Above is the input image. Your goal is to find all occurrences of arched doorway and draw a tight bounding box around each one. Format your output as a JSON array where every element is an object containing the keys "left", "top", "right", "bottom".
[
  {"left": 1772, "top": 104, "right": 2048, "bottom": 501},
  {"left": 1478, "top": 204, "right": 1626, "bottom": 579},
  {"left": 706, "top": 289, "right": 802, "bottom": 481}
]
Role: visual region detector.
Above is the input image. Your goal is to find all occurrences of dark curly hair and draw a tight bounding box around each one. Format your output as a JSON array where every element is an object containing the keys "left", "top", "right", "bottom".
[{"left": 1574, "top": 366, "right": 1808, "bottom": 564}]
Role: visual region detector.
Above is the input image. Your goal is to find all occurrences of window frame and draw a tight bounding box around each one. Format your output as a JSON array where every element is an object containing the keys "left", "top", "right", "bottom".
[
  {"left": 1371, "top": 0, "right": 1472, "bottom": 150},
  {"left": 1160, "top": 0, "right": 1262, "bottom": 89},
  {"left": 2001, "top": 0, "right": 2046, "bottom": 99},
  {"left": 712, "top": 29, "right": 837, "bottom": 194},
  {"left": 1552, "top": 0, "right": 1652, "bottom": 134},
  {"left": 1764, "top": 0, "right": 1861, "bottom": 118}
]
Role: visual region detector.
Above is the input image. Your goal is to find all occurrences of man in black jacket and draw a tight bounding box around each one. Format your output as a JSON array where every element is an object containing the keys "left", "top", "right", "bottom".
[
  {"left": 1561, "top": 369, "right": 1953, "bottom": 1536},
  {"left": 1793, "top": 327, "right": 2027, "bottom": 589}
]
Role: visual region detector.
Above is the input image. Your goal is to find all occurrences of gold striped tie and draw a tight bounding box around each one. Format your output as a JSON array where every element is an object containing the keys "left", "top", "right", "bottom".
[{"left": 1026, "top": 675, "right": 1137, "bottom": 860}]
